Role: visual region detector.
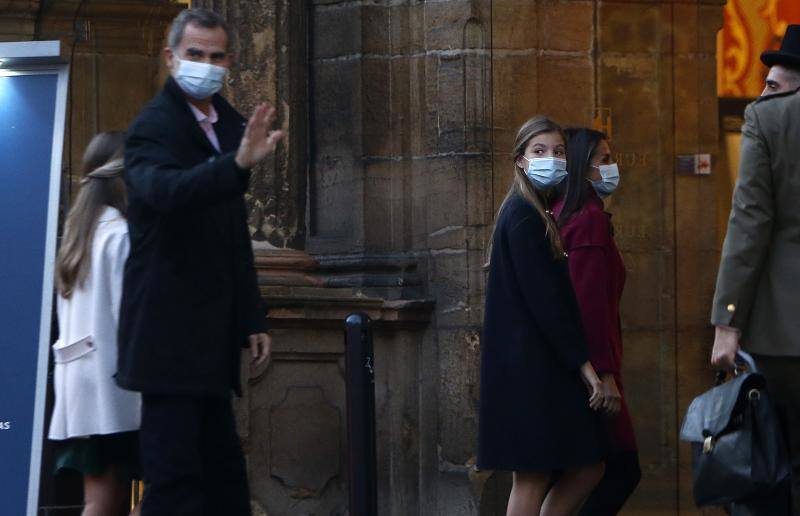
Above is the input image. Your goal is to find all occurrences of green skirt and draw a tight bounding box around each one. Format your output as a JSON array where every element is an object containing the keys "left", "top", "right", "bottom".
[{"left": 54, "top": 431, "right": 141, "bottom": 481}]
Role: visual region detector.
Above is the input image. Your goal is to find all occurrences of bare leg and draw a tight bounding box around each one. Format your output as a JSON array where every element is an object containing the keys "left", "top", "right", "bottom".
[
  {"left": 541, "top": 462, "right": 605, "bottom": 516},
  {"left": 507, "top": 471, "right": 551, "bottom": 516},
  {"left": 82, "top": 466, "right": 129, "bottom": 516},
  {"left": 130, "top": 482, "right": 143, "bottom": 516}
]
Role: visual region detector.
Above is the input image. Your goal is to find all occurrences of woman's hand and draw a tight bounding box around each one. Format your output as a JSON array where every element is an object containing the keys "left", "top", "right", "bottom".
[
  {"left": 600, "top": 373, "right": 622, "bottom": 417},
  {"left": 579, "top": 361, "right": 605, "bottom": 411}
]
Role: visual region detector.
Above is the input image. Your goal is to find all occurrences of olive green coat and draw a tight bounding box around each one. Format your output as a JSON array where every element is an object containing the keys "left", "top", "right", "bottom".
[{"left": 712, "top": 87, "right": 800, "bottom": 356}]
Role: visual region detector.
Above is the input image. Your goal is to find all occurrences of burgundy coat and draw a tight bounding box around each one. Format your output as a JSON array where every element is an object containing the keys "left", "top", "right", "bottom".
[{"left": 553, "top": 189, "right": 637, "bottom": 452}]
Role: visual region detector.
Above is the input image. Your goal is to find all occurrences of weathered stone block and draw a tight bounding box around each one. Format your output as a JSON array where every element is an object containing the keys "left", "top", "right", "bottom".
[
  {"left": 417, "top": 157, "right": 469, "bottom": 232},
  {"left": 436, "top": 54, "right": 468, "bottom": 153},
  {"left": 619, "top": 250, "right": 675, "bottom": 330},
  {"left": 598, "top": 55, "right": 661, "bottom": 147},
  {"left": 312, "top": 59, "right": 361, "bottom": 156},
  {"left": 438, "top": 327, "right": 482, "bottom": 464},
  {"left": 422, "top": 0, "right": 473, "bottom": 51},
  {"left": 598, "top": 2, "right": 664, "bottom": 54},
  {"left": 491, "top": 154, "right": 517, "bottom": 214},
  {"left": 364, "top": 161, "right": 406, "bottom": 253},
  {"left": 491, "top": 54, "right": 539, "bottom": 140},
  {"left": 536, "top": 55, "right": 593, "bottom": 126},
  {"left": 538, "top": 0, "right": 594, "bottom": 53},
  {"left": 311, "top": 3, "right": 361, "bottom": 59},
  {"left": 491, "top": 0, "right": 538, "bottom": 50},
  {"left": 362, "top": 57, "right": 393, "bottom": 158},
  {"left": 363, "top": 4, "right": 391, "bottom": 55},
  {"left": 389, "top": 57, "right": 411, "bottom": 157},
  {"left": 310, "top": 158, "right": 362, "bottom": 242}
]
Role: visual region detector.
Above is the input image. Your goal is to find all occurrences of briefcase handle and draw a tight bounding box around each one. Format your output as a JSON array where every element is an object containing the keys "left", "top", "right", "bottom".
[
  {"left": 714, "top": 350, "right": 758, "bottom": 386},
  {"left": 735, "top": 350, "right": 757, "bottom": 372}
]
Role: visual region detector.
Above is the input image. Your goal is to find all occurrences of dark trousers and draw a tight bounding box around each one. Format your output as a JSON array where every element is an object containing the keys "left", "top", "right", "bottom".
[
  {"left": 578, "top": 451, "right": 641, "bottom": 516},
  {"left": 729, "top": 354, "right": 800, "bottom": 516},
  {"left": 139, "top": 394, "right": 250, "bottom": 516}
]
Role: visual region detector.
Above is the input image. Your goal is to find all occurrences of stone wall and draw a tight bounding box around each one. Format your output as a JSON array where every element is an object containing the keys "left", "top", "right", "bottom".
[{"left": 227, "top": 1, "right": 726, "bottom": 514}]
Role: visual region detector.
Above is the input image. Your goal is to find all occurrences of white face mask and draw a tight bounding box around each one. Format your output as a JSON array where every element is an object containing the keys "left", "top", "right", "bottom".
[
  {"left": 589, "top": 163, "right": 620, "bottom": 198},
  {"left": 173, "top": 58, "right": 227, "bottom": 100},
  {"left": 523, "top": 157, "right": 568, "bottom": 189}
]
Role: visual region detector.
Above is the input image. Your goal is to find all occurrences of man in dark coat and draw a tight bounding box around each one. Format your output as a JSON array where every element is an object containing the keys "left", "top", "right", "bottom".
[{"left": 117, "top": 8, "right": 282, "bottom": 515}]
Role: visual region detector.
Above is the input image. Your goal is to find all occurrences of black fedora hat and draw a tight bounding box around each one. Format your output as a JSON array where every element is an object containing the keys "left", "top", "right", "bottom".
[{"left": 762, "top": 24, "right": 800, "bottom": 68}]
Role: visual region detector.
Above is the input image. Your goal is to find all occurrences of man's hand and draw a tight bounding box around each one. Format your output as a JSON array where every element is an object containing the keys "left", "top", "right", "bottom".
[
  {"left": 235, "top": 103, "right": 284, "bottom": 170},
  {"left": 248, "top": 332, "right": 272, "bottom": 368},
  {"left": 711, "top": 325, "right": 740, "bottom": 370},
  {"left": 600, "top": 373, "right": 622, "bottom": 417}
]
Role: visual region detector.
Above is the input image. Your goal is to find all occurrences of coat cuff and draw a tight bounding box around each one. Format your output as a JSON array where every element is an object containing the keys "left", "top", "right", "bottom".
[{"left": 711, "top": 299, "right": 738, "bottom": 328}]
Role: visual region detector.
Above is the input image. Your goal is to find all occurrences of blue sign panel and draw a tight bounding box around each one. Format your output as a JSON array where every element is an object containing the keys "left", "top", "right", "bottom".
[{"left": 0, "top": 71, "right": 66, "bottom": 515}]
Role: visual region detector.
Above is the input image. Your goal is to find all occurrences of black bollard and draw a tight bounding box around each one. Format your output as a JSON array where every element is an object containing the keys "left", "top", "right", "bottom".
[{"left": 344, "top": 313, "right": 378, "bottom": 515}]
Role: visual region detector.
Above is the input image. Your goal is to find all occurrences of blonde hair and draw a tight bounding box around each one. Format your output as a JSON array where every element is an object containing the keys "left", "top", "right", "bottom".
[
  {"left": 485, "top": 116, "right": 565, "bottom": 267},
  {"left": 56, "top": 132, "right": 127, "bottom": 298}
]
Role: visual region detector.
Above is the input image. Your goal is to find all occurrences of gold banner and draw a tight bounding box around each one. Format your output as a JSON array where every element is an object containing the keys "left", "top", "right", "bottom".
[{"left": 717, "top": 0, "right": 800, "bottom": 98}]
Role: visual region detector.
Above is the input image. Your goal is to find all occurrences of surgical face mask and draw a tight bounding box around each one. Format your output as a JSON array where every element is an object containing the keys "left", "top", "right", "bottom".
[
  {"left": 589, "top": 163, "right": 620, "bottom": 198},
  {"left": 173, "top": 58, "right": 227, "bottom": 100},
  {"left": 523, "top": 156, "right": 568, "bottom": 189}
]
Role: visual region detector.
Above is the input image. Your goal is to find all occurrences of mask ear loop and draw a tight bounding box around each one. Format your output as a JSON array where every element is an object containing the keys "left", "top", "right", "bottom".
[{"left": 585, "top": 147, "right": 599, "bottom": 184}]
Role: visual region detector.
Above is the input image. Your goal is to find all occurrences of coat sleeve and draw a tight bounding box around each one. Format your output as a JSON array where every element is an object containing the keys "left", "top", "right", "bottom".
[
  {"left": 125, "top": 114, "right": 250, "bottom": 213},
  {"left": 104, "top": 227, "right": 130, "bottom": 329},
  {"left": 566, "top": 244, "right": 617, "bottom": 374},
  {"left": 236, "top": 205, "right": 268, "bottom": 342},
  {"left": 711, "top": 103, "right": 773, "bottom": 329},
  {"left": 505, "top": 207, "right": 590, "bottom": 371}
]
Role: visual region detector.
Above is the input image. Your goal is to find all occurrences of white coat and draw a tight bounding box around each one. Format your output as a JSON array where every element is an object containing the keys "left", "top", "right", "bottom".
[{"left": 48, "top": 206, "right": 141, "bottom": 440}]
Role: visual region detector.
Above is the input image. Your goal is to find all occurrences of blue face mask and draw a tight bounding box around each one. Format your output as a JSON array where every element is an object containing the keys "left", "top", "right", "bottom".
[
  {"left": 173, "top": 58, "right": 227, "bottom": 100},
  {"left": 589, "top": 163, "right": 620, "bottom": 198},
  {"left": 523, "top": 157, "right": 568, "bottom": 189}
]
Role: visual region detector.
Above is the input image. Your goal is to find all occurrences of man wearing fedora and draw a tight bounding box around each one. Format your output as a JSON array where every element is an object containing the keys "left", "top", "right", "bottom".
[
  {"left": 711, "top": 24, "right": 800, "bottom": 514},
  {"left": 761, "top": 24, "right": 800, "bottom": 96}
]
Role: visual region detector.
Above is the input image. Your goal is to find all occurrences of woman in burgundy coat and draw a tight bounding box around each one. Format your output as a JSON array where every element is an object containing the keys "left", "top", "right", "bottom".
[{"left": 552, "top": 128, "right": 641, "bottom": 515}]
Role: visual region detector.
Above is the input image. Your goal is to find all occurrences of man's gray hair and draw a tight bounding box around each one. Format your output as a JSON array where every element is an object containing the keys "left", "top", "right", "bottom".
[{"left": 167, "top": 8, "right": 231, "bottom": 50}]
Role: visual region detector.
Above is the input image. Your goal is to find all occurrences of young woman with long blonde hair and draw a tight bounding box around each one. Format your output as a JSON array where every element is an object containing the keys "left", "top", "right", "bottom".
[{"left": 478, "top": 116, "right": 608, "bottom": 515}]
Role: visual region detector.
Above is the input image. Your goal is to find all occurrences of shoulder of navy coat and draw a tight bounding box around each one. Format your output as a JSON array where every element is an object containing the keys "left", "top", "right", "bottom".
[{"left": 478, "top": 192, "right": 607, "bottom": 471}]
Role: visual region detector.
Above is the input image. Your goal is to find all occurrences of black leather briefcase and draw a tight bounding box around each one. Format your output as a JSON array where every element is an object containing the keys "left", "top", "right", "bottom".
[{"left": 680, "top": 351, "right": 790, "bottom": 507}]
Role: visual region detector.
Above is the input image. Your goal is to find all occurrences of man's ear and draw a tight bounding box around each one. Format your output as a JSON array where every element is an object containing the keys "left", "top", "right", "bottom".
[{"left": 164, "top": 47, "right": 176, "bottom": 71}]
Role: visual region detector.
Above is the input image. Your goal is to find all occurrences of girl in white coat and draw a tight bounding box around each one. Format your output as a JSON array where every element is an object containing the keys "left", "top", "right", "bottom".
[{"left": 49, "top": 132, "right": 141, "bottom": 516}]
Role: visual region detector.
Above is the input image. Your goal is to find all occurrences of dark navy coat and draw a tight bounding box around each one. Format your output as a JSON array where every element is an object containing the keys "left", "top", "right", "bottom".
[
  {"left": 477, "top": 192, "right": 607, "bottom": 471},
  {"left": 116, "top": 78, "right": 266, "bottom": 397}
]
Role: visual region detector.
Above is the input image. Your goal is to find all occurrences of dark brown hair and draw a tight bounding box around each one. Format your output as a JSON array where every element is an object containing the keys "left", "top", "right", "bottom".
[{"left": 556, "top": 128, "right": 608, "bottom": 226}]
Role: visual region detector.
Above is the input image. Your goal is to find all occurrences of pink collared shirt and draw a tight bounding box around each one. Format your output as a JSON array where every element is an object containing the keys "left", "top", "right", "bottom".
[{"left": 188, "top": 102, "right": 221, "bottom": 153}]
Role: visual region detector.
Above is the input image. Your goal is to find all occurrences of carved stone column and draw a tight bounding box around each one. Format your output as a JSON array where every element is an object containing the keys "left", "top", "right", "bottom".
[{"left": 195, "top": 0, "right": 307, "bottom": 249}]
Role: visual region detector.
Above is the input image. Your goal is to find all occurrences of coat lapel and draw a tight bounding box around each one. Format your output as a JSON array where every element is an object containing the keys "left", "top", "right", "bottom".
[
  {"left": 212, "top": 96, "right": 247, "bottom": 154},
  {"left": 164, "top": 77, "right": 219, "bottom": 156}
]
